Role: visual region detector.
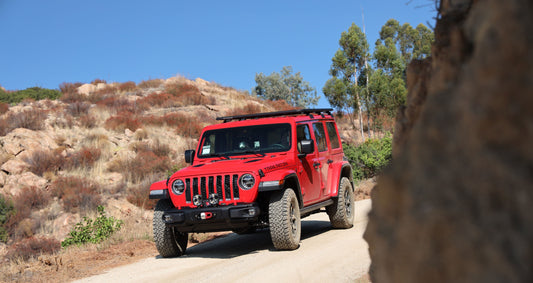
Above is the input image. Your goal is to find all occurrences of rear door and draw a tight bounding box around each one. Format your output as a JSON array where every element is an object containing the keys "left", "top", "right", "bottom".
[
  {"left": 323, "top": 121, "right": 343, "bottom": 197},
  {"left": 311, "top": 121, "right": 330, "bottom": 201}
]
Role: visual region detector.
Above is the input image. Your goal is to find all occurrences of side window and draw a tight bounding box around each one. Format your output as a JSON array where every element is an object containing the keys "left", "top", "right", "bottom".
[
  {"left": 326, "top": 122, "right": 340, "bottom": 149},
  {"left": 296, "top": 124, "right": 311, "bottom": 153},
  {"left": 312, "top": 122, "right": 327, "bottom": 152}
]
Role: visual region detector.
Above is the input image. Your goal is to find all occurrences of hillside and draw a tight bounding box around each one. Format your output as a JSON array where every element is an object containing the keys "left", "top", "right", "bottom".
[
  {"left": 0, "top": 76, "right": 301, "bottom": 277},
  {"left": 0, "top": 75, "right": 379, "bottom": 281}
]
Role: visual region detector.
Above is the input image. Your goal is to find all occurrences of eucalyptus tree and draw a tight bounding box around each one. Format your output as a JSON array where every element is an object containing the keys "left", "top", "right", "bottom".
[
  {"left": 323, "top": 23, "right": 369, "bottom": 141},
  {"left": 367, "top": 19, "right": 432, "bottom": 130}
]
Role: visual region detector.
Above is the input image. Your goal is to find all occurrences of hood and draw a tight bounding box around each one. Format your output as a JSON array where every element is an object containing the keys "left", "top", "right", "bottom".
[{"left": 171, "top": 154, "right": 292, "bottom": 179}]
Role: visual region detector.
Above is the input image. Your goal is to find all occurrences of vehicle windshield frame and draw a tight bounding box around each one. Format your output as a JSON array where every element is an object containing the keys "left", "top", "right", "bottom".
[{"left": 197, "top": 123, "right": 292, "bottom": 159}]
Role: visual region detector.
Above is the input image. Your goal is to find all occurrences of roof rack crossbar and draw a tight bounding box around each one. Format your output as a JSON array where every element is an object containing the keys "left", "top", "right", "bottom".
[{"left": 216, "top": 108, "right": 333, "bottom": 123}]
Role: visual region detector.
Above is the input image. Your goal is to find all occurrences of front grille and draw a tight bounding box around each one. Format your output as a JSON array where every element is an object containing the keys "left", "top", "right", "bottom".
[{"left": 184, "top": 174, "right": 240, "bottom": 204}]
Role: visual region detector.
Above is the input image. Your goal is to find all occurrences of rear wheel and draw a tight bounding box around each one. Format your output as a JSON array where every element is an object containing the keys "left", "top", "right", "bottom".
[
  {"left": 153, "top": 199, "right": 188, "bottom": 257},
  {"left": 327, "top": 177, "right": 355, "bottom": 228},
  {"left": 269, "top": 188, "right": 301, "bottom": 250}
]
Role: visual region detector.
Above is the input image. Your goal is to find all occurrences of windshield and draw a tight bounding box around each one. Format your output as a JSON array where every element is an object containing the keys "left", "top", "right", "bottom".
[{"left": 198, "top": 123, "right": 291, "bottom": 158}]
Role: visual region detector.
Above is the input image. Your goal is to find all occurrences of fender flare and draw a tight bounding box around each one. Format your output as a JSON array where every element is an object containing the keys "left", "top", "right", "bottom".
[
  {"left": 331, "top": 163, "right": 354, "bottom": 197},
  {"left": 258, "top": 173, "right": 303, "bottom": 208}
]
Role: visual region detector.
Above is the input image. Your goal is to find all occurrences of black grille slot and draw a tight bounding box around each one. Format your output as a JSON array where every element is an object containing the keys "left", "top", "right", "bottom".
[
  {"left": 185, "top": 178, "right": 191, "bottom": 202},
  {"left": 232, "top": 174, "right": 239, "bottom": 199},
  {"left": 200, "top": 177, "right": 207, "bottom": 200},
  {"left": 216, "top": 176, "right": 223, "bottom": 200},
  {"left": 193, "top": 178, "right": 199, "bottom": 196},
  {"left": 208, "top": 176, "right": 214, "bottom": 195},
  {"left": 224, "top": 175, "right": 231, "bottom": 200}
]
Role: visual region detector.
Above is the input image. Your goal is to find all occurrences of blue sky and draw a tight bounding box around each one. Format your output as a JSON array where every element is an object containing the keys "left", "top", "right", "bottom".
[{"left": 0, "top": 0, "right": 437, "bottom": 108}]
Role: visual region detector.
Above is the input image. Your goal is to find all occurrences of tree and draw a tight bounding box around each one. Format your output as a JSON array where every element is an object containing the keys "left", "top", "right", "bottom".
[
  {"left": 366, "top": 19, "right": 433, "bottom": 132},
  {"left": 323, "top": 23, "right": 369, "bottom": 141},
  {"left": 253, "top": 66, "right": 318, "bottom": 108}
]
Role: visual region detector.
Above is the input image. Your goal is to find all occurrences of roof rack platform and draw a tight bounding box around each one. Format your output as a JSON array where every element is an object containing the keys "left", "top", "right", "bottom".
[{"left": 216, "top": 108, "right": 334, "bottom": 123}]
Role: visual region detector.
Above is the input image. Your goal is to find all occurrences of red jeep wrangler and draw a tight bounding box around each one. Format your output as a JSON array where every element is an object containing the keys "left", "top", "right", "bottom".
[{"left": 149, "top": 108, "right": 355, "bottom": 257}]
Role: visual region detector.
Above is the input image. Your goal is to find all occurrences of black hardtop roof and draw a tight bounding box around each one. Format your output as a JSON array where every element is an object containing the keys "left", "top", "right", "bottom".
[{"left": 216, "top": 108, "right": 334, "bottom": 123}]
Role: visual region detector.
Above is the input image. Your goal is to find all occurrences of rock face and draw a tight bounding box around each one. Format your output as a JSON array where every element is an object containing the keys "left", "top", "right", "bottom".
[{"left": 364, "top": 0, "right": 533, "bottom": 282}]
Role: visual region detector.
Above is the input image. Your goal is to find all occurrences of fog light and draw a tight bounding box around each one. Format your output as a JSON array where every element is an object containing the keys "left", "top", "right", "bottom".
[
  {"left": 208, "top": 193, "right": 219, "bottom": 205},
  {"left": 248, "top": 208, "right": 256, "bottom": 216},
  {"left": 193, "top": 195, "right": 203, "bottom": 206}
]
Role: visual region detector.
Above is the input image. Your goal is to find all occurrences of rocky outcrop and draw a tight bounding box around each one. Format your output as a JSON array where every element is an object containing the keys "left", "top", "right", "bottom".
[
  {"left": 0, "top": 159, "right": 29, "bottom": 175},
  {"left": 3, "top": 172, "right": 47, "bottom": 195},
  {"left": 77, "top": 83, "right": 108, "bottom": 95},
  {"left": 364, "top": 0, "right": 533, "bottom": 282},
  {"left": 0, "top": 128, "right": 57, "bottom": 157}
]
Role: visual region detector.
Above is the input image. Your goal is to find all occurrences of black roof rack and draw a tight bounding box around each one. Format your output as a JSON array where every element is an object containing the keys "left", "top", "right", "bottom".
[{"left": 216, "top": 108, "right": 334, "bottom": 123}]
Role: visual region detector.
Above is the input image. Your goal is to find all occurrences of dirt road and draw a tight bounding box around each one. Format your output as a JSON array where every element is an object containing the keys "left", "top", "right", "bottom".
[{"left": 76, "top": 199, "right": 371, "bottom": 283}]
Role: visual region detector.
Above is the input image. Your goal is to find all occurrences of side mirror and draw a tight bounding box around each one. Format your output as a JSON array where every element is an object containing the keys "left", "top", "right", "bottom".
[
  {"left": 298, "top": 139, "right": 314, "bottom": 158},
  {"left": 185, "top": 150, "right": 195, "bottom": 164}
]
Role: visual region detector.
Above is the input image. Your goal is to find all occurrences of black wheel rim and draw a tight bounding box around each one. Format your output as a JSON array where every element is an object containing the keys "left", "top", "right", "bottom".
[
  {"left": 344, "top": 189, "right": 352, "bottom": 217},
  {"left": 290, "top": 201, "right": 297, "bottom": 235}
]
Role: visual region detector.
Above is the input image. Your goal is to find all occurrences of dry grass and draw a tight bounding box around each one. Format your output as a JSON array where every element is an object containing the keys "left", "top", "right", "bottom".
[
  {"left": 104, "top": 111, "right": 143, "bottom": 132},
  {"left": 58, "top": 82, "right": 83, "bottom": 95},
  {"left": 50, "top": 176, "right": 102, "bottom": 214},
  {"left": 65, "top": 101, "right": 91, "bottom": 117},
  {"left": 125, "top": 175, "right": 159, "bottom": 210},
  {"left": 24, "top": 149, "right": 63, "bottom": 177},
  {"left": 65, "top": 146, "right": 102, "bottom": 170},
  {"left": 107, "top": 151, "right": 170, "bottom": 184},
  {"left": 227, "top": 102, "right": 265, "bottom": 116},
  {"left": 138, "top": 78, "right": 164, "bottom": 89},
  {"left": 90, "top": 78, "right": 107, "bottom": 85},
  {"left": 0, "top": 102, "right": 9, "bottom": 114},
  {"left": 118, "top": 81, "right": 137, "bottom": 93},
  {"left": 5, "top": 236, "right": 61, "bottom": 261},
  {"left": 3, "top": 108, "right": 48, "bottom": 133}
]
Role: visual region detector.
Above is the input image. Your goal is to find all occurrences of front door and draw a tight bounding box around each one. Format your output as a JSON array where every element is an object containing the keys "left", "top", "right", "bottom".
[{"left": 296, "top": 123, "right": 321, "bottom": 204}]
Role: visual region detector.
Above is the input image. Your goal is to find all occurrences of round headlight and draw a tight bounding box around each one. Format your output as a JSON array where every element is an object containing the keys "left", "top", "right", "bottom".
[
  {"left": 172, "top": 179, "right": 185, "bottom": 195},
  {"left": 239, "top": 174, "right": 255, "bottom": 190}
]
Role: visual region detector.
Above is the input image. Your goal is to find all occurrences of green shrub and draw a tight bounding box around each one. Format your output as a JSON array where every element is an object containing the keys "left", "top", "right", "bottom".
[
  {"left": 0, "top": 195, "right": 15, "bottom": 243},
  {"left": 343, "top": 135, "right": 392, "bottom": 180},
  {"left": 0, "top": 87, "right": 61, "bottom": 104},
  {"left": 61, "top": 206, "right": 123, "bottom": 247}
]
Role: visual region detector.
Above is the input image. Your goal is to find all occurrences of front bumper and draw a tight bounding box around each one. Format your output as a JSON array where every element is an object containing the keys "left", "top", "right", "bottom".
[{"left": 161, "top": 203, "right": 261, "bottom": 233}]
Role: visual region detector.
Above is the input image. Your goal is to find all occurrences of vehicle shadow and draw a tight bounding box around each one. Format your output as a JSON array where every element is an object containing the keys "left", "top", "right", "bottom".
[{"left": 177, "top": 219, "right": 334, "bottom": 259}]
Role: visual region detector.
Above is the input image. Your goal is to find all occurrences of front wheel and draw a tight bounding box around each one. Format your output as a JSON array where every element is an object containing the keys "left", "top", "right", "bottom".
[
  {"left": 269, "top": 188, "right": 301, "bottom": 250},
  {"left": 153, "top": 199, "right": 188, "bottom": 257},
  {"left": 326, "top": 177, "right": 355, "bottom": 229}
]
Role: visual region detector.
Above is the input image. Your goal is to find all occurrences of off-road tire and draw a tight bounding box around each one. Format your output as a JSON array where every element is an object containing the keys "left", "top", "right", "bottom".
[
  {"left": 326, "top": 177, "right": 355, "bottom": 229},
  {"left": 153, "top": 199, "right": 188, "bottom": 258},
  {"left": 269, "top": 188, "right": 301, "bottom": 250}
]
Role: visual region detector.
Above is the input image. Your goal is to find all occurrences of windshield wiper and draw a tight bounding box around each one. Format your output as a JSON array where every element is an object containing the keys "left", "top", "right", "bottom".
[
  {"left": 241, "top": 150, "right": 266, "bottom": 157},
  {"left": 204, "top": 153, "right": 230, "bottom": 160}
]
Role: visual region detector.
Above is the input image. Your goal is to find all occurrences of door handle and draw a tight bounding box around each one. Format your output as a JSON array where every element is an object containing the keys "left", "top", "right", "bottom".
[
  {"left": 327, "top": 159, "right": 333, "bottom": 164},
  {"left": 313, "top": 162, "right": 321, "bottom": 169}
]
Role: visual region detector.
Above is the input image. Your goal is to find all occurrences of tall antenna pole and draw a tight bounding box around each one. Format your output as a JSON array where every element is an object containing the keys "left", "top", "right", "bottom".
[{"left": 362, "top": 6, "right": 372, "bottom": 138}]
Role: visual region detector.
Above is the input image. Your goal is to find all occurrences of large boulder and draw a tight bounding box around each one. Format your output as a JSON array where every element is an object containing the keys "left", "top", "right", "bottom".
[
  {"left": 77, "top": 83, "right": 108, "bottom": 95},
  {"left": 3, "top": 172, "right": 47, "bottom": 195},
  {"left": 364, "top": 0, "right": 533, "bottom": 282},
  {"left": 0, "top": 128, "right": 57, "bottom": 157},
  {"left": 0, "top": 159, "right": 29, "bottom": 175}
]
